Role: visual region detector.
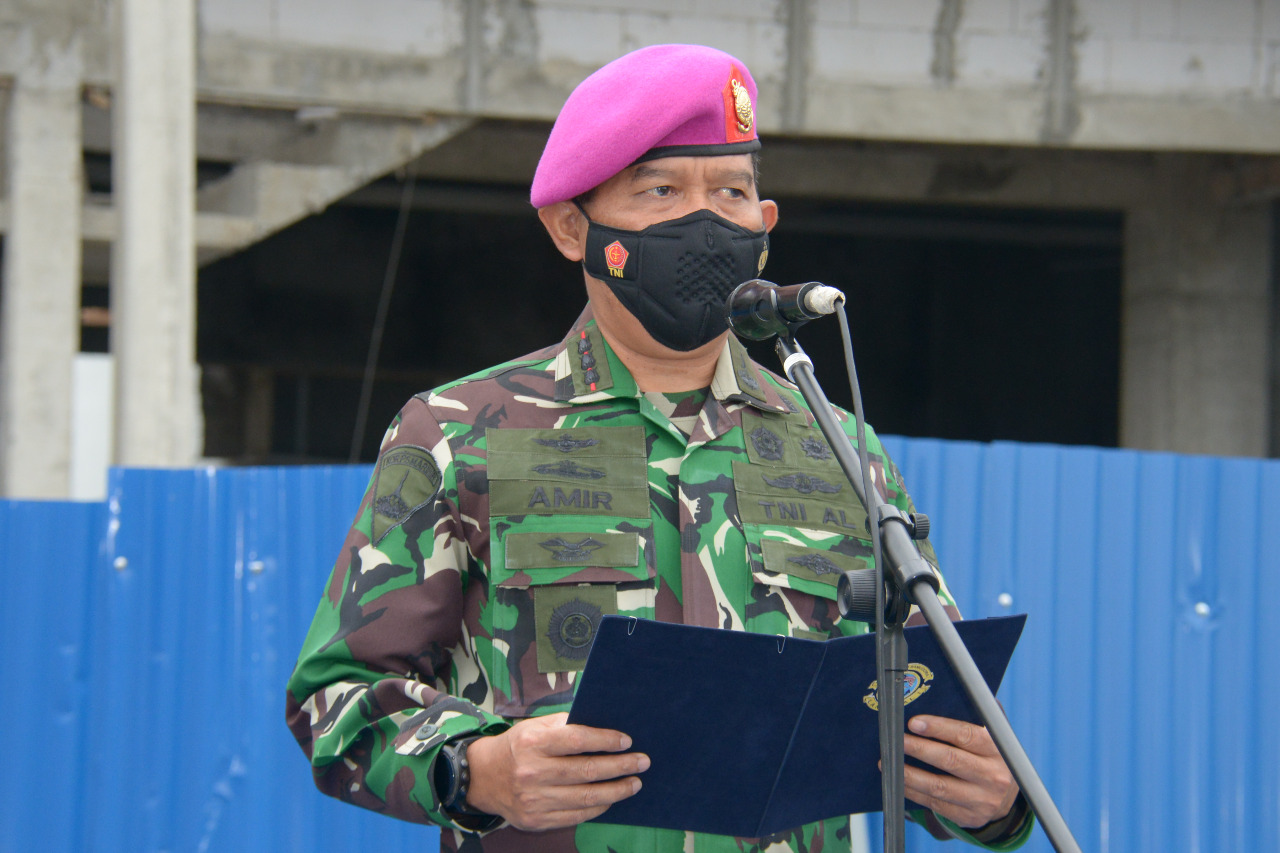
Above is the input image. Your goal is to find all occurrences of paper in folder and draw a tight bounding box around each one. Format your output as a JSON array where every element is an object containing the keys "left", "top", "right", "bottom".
[{"left": 567, "top": 614, "right": 1026, "bottom": 838}]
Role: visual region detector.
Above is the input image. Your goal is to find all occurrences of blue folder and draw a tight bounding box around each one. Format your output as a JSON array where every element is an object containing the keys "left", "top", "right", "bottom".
[{"left": 567, "top": 614, "right": 1026, "bottom": 838}]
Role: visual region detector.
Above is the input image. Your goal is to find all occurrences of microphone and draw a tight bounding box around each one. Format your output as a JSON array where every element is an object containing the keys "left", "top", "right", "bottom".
[{"left": 724, "top": 280, "right": 845, "bottom": 341}]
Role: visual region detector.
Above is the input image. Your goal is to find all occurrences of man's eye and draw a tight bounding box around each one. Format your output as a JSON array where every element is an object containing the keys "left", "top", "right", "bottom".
[
  {"left": 646, "top": 186, "right": 673, "bottom": 197},
  {"left": 722, "top": 187, "right": 747, "bottom": 199}
]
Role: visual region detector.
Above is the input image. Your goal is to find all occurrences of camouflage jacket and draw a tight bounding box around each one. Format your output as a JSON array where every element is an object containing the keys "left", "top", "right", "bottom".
[{"left": 287, "top": 307, "right": 1032, "bottom": 852}]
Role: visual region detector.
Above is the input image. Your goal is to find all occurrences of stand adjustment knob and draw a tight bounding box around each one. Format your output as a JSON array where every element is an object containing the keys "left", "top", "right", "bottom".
[{"left": 909, "top": 513, "right": 930, "bottom": 540}]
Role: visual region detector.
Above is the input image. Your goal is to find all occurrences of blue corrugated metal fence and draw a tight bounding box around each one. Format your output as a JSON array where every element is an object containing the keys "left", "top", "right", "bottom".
[{"left": 3, "top": 439, "right": 1277, "bottom": 852}]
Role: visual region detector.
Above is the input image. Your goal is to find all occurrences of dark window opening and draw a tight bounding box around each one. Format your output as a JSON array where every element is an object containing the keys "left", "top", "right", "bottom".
[
  {"left": 198, "top": 182, "right": 1123, "bottom": 463},
  {"left": 758, "top": 198, "right": 1123, "bottom": 448}
]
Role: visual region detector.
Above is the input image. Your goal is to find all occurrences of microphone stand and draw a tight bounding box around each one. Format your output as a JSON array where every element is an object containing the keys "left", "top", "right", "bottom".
[{"left": 768, "top": 331, "right": 1082, "bottom": 853}]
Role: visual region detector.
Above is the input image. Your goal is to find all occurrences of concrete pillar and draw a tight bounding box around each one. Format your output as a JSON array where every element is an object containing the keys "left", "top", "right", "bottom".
[
  {"left": 244, "top": 367, "right": 274, "bottom": 461},
  {"left": 0, "top": 37, "right": 83, "bottom": 498},
  {"left": 1120, "top": 155, "right": 1273, "bottom": 457},
  {"left": 110, "top": 0, "right": 201, "bottom": 466}
]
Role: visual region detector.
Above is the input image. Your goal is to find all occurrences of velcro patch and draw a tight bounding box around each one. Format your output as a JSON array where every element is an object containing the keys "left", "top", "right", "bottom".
[
  {"left": 760, "top": 539, "right": 864, "bottom": 587},
  {"left": 371, "top": 445, "right": 443, "bottom": 544},
  {"left": 534, "top": 584, "right": 617, "bottom": 673},
  {"left": 505, "top": 531, "right": 641, "bottom": 570}
]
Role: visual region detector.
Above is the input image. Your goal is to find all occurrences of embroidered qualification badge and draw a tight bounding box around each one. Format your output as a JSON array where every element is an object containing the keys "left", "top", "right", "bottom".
[
  {"left": 534, "top": 584, "right": 617, "bottom": 672},
  {"left": 534, "top": 434, "right": 601, "bottom": 453},
  {"left": 749, "top": 426, "right": 785, "bottom": 461},
  {"left": 371, "top": 445, "right": 443, "bottom": 544}
]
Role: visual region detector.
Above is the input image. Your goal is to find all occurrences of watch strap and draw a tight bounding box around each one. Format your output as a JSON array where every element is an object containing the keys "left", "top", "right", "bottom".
[{"left": 437, "top": 735, "right": 488, "bottom": 817}]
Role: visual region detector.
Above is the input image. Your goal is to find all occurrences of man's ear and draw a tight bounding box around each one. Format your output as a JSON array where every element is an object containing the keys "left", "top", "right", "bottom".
[
  {"left": 538, "top": 201, "right": 588, "bottom": 262},
  {"left": 760, "top": 199, "right": 779, "bottom": 233}
]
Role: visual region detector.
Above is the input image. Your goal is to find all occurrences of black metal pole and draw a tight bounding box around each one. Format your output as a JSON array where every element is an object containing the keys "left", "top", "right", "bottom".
[
  {"left": 775, "top": 336, "right": 1082, "bottom": 853},
  {"left": 878, "top": 622, "right": 908, "bottom": 853}
]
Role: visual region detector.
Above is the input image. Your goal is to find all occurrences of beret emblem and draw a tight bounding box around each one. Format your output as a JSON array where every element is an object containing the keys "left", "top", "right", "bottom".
[
  {"left": 721, "top": 65, "right": 756, "bottom": 144},
  {"left": 731, "top": 78, "right": 754, "bottom": 134}
]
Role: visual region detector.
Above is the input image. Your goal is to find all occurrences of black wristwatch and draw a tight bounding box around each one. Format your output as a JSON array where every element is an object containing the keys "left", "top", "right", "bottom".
[{"left": 434, "top": 735, "right": 487, "bottom": 816}]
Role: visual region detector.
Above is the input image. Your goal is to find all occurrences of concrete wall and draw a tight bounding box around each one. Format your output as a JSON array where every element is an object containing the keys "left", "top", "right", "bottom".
[
  {"left": 182, "top": 0, "right": 1280, "bottom": 152},
  {"left": 3, "top": 0, "right": 1277, "bottom": 152}
]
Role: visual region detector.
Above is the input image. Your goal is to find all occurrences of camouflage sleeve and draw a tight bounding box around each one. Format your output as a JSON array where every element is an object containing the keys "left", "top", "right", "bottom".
[
  {"left": 285, "top": 397, "right": 509, "bottom": 831},
  {"left": 911, "top": 800, "right": 1036, "bottom": 849}
]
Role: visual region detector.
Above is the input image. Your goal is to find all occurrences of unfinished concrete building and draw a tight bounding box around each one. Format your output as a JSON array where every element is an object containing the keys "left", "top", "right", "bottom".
[{"left": 1, "top": 0, "right": 1277, "bottom": 498}]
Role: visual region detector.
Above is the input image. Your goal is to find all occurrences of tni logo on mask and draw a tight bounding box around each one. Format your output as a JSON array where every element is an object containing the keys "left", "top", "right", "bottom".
[{"left": 604, "top": 240, "right": 629, "bottom": 277}]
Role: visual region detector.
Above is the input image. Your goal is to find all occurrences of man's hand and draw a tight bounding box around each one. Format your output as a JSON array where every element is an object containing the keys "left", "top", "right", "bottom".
[
  {"left": 464, "top": 712, "right": 649, "bottom": 831},
  {"left": 898, "top": 715, "right": 1020, "bottom": 829}
]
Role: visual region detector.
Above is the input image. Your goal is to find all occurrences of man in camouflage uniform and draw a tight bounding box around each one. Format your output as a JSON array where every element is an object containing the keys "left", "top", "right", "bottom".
[{"left": 288, "top": 44, "right": 1032, "bottom": 852}]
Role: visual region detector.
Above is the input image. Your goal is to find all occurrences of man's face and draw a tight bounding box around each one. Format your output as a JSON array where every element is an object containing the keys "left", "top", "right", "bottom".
[
  {"left": 537, "top": 153, "right": 779, "bottom": 361},
  {"left": 577, "top": 154, "right": 776, "bottom": 235}
]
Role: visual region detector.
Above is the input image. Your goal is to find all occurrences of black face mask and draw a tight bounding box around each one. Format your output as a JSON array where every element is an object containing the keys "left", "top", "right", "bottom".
[{"left": 582, "top": 209, "right": 769, "bottom": 352}]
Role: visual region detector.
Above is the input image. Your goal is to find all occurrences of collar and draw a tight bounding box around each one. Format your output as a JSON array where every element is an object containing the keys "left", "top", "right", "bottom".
[{"left": 553, "top": 305, "right": 795, "bottom": 415}]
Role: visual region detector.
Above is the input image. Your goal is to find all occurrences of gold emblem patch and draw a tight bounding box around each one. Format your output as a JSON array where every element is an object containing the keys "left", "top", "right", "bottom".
[
  {"left": 862, "top": 662, "right": 934, "bottom": 711},
  {"left": 731, "top": 78, "right": 754, "bottom": 134}
]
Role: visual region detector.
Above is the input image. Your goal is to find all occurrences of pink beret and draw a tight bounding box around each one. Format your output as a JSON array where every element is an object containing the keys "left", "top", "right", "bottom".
[{"left": 530, "top": 44, "right": 761, "bottom": 208}]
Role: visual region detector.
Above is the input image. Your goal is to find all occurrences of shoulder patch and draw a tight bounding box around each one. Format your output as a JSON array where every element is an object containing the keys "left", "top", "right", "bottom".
[{"left": 371, "top": 445, "right": 443, "bottom": 544}]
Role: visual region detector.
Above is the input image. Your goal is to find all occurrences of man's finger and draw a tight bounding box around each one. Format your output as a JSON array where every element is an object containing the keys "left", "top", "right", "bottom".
[
  {"left": 554, "top": 751, "right": 651, "bottom": 785},
  {"left": 513, "top": 777, "right": 644, "bottom": 831},
  {"left": 907, "top": 715, "right": 999, "bottom": 757},
  {"left": 903, "top": 732, "right": 984, "bottom": 781},
  {"left": 509, "top": 714, "right": 635, "bottom": 758},
  {"left": 902, "top": 761, "right": 979, "bottom": 809},
  {"left": 901, "top": 764, "right": 1001, "bottom": 828},
  {"left": 895, "top": 732, "right": 1020, "bottom": 829},
  {"left": 542, "top": 724, "right": 636, "bottom": 757},
  {"left": 569, "top": 775, "right": 644, "bottom": 810}
]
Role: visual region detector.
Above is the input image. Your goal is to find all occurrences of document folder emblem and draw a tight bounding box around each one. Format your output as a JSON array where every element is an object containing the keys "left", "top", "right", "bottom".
[{"left": 862, "top": 662, "right": 934, "bottom": 711}]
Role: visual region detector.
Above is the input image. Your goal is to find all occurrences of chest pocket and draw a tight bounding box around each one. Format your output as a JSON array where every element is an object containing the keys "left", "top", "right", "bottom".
[
  {"left": 734, "top": 411, "right": 875, "bottom": 640},
  {"left": 485, "top": 426, "right": 654, "bottom": 718}
]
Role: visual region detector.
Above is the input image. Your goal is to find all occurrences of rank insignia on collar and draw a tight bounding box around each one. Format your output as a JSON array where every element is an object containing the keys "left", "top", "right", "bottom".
[
  {"left": 576, "top": 326, "right": 604, "bottom": 389},
  {"left": 800, "top": 436, "right": 833, "bottom": 461},
  {"left": 750, "top": 426, "right": 785, "bottom": 461},
  {"left": 786, "top": 553, "right": 843, "bottom": 576},
  {"left": 863, "top": 662, "right": 934, "bottom": 711},
  {"left": 762, "top": 472, "right": 842, "bottom": 494},
  {"left": 534, "top": 434, "right": 600, "bottom": 453},
  {"left": 539, "top": 536, "right": 605, "bottom": 563},
  {"left": 532, "top": 460, "right": 606, "bottom": 480}
]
